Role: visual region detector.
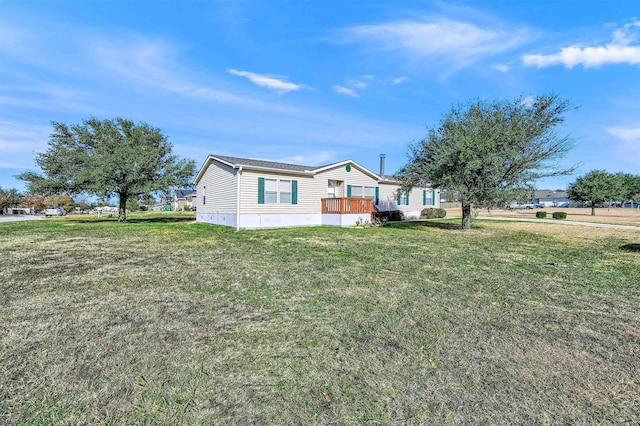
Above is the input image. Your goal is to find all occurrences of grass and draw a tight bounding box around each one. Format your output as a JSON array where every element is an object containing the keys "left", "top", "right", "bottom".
[{"left": 1, "top": 212, "right": 639, "bottom": 424}]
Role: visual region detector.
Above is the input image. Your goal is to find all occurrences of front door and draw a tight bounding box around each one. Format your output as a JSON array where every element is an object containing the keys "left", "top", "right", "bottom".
[{"left": 328, "top": 180, "right": 342, "bottom": 198}]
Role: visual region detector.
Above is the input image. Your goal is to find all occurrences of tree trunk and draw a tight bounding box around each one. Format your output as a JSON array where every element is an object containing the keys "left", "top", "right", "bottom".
[
  {"left": 461, "top": 201, "right": 472, "bottom": 230},
  {"left": 118, "top": 194, "right": 127, "bottom": 223},
  {"left": 591, "top": 204, "right": 595, "bottom": 216}
]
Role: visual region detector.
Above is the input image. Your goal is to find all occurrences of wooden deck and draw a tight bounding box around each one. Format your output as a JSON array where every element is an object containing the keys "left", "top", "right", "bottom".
[{"left": 321, "top": 197, "right": 377, "bottom": 220}]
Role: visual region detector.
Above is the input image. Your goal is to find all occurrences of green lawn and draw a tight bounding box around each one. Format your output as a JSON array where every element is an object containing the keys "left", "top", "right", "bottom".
[{"left": 1, "top": 212, "right": 639, "bottom": 424}]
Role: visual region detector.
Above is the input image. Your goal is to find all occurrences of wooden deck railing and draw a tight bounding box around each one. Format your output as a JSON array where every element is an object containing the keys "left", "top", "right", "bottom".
[{"left": 321, "top": 197, "right": 377, "bottom": 220}]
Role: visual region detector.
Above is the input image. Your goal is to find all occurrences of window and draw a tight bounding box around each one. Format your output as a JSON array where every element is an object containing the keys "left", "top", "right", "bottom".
[
  {"left": 258, "top": 177, "right": 298, "bottom": 204},
  {"left": 327, "top": 180, "right": 338, "bottom": 198},
  {"left": 364, "top": 186, "right": 375, "bottom": 199},
  {"left": 280, "top": 180, "right": 291, "bottom": 203},
  {"left": 347, "top": 185, "right": 375, "bottom": 199},
  {"left": 203, "top": 186, "right": 206, "bottom": 205},
  {"left": 423, "top": 190, "right": 435, "bottom": 206},
  {"left": 398, "top": 191, "right": 410, "bottom": 205},
  {"left": 264, "top": 179, "right": 277, "bottom": 203}
]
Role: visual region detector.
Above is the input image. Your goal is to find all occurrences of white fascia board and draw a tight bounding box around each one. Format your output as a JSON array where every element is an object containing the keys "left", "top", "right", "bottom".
[
  {"left": 237, "top": 165, "right": 314, "bottom": 177},
  {"left": 312, "top": 160, "right": 381, "bottom": 180},
  {"left": 194, "top": 155, "right": 215, "bottom": 184}
]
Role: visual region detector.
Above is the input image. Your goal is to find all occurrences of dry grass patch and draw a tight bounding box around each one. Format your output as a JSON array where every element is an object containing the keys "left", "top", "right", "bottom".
[
  {"left": 1, "top": 213, "right": 639, "bottom": 424},
  {"left": 453, "top": 206, "right": 640, "bottom": 227}
]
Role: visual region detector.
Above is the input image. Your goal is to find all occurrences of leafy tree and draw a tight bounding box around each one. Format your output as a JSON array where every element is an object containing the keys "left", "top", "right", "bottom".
[
  {"left": 46, "top": 194, "right": 75, "bottom": 212},
  {"left": 23, "top": 194, "right": 48, "bottom": 213},
  {"left": 398, "top": 95, "right": 576, "bottom": 230},
  {"left": 0, "top": 187, "right": 24, "bottom": 213},
  {"left": 18, "top": 118, "right": 196, "bottom": 222},
  {"left": 617, "top": 172, "right": 640, "bottom": 208},
  {"left": 567, "top": 170, "right": 623, "bottom": 215}
]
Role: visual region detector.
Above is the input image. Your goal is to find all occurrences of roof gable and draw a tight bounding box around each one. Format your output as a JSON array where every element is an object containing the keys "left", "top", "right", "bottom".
[{"left": 312, "top": 159, "right": 381, "bottom": 180}]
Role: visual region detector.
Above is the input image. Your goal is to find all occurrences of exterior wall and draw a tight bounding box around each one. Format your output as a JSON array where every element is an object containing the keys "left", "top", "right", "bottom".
[
  {"left": 239, "top": 170, "right": 317, "bottom": 214},
  {"left": 379, "top": 182, "right": 439, "bottom": 219},
  {"left": 196, "top": 160, "right": 238, "bottom": 218},
  {"left": 197, "top": 212, "right": 237, "bottom": 227},
  {"left": 314, "top": 164, "right": 379, "bottom": 198}
]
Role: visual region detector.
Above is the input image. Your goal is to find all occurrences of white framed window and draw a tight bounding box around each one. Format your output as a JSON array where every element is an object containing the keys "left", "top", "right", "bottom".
[
  {"left": 364, "top": 186, "right": 375, "bottom": 199},
  {"left": 327, "top": 180, "right": 338, "bottom": 198},
  {"left": 348, "top": 185, "right": 375, "bottom": 199},
  {"left": 264, "top": 179, "right": 277, "bottom": 204},
  {"left": 280, "top": 180, "right": 291, "bottom": 203},
  {"left": 258, "top": 177, "right": 298, "bottom": 205}
]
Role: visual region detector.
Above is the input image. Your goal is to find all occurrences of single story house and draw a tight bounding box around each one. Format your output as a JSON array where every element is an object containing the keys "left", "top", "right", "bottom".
[
  {"left": 194, "top": 154, "right": 439, "bottom": 229},
  {"left": 173, "top": 189, "right": 197, "bottom": 211},
  {"left": 534, "top": 190, "right": 570, "bottom": 207}
]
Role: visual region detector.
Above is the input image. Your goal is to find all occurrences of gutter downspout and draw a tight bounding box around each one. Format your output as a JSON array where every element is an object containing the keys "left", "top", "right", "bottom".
[{"left": 236, "top": 166, "right": 242, "bottom": 231}]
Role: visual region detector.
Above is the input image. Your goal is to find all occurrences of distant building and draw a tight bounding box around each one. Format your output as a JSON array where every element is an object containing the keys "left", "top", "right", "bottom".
[
  {"left": 534, "top": 190, "right": 570, "bottom": 207},
  {"left": 173, "top": 189, "right": 197, "bottom": 211}
]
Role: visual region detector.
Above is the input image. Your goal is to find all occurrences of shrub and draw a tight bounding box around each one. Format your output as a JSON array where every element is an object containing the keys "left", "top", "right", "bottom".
[
  {"left": 552, "top": 211, "right": 567, "bottom": 219},
  {"left": 376, "top": 210, "right": 405, "bottom": 222},
  {"left": 420, "top": 208, "right": 447, "bottom": 219},
  {"left": 536, "top": 211, "right": 547, "bottom": 219}
]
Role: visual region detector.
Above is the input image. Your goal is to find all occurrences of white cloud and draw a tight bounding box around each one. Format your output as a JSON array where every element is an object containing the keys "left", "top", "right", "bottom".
[
  {"left": 607, "top": 125, "right": 640, "bottom": 166},
  {"left": 523, "top": 21, "right": 640, "bottom": 68},
  {"left": 228, "top": 69, "right": 303, "bottom": 93},
  {"left": 392, "top": 77, "right": 408, "bottom": 84},
  {"left": 345, "top": 17, "right": 530, "bottom": 70},
  {"left": 492, "top": 63, "right": 509, "bottom": 72},
  {"left": 91, "top": 39, "right": 261, "bottom": 107},
  {"left": 520, "top": 96, "right": 535, "bottom": 107},
  {"left": 0, "top": 121, "right": 50, "bottom": 169},
  {"left": 332, "top": 85, "right": 359, "bottom": 98}
]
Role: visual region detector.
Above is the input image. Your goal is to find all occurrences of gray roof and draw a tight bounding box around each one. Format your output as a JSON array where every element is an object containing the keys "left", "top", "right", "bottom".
[
  {"left": 175, "top": 189, "right": 196, "bottom": 199},
  {"left": 213, "top": 155, "right": 316, "bottom": 172},
  {"left": 535, "top": 189, "right": 568, "bottom": 199}
]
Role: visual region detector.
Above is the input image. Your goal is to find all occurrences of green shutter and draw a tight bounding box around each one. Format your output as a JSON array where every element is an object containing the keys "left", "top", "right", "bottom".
[
  {"left": 405, "top": 193, "right": 410, "bottom": 205},
  {"left": 423, "top": 190, "right": 427, "bottom": 206},
  {"left": 258, "top": 177, "right": 265, "bottom": 204},
  {"left": 397, "top": 194, "right": 402, "bottom": 205},
  {"left": 292, "top": 180, "right": 298, "bottom": 205},
  {"left": 347, "top": 185, "right": 352, "bottom": 197},
  {"left": 375, "top": 187, "right": 379, "bottom": 205},
  {"left": 432, "top": 190, "right": 436, "bottom": 205}
]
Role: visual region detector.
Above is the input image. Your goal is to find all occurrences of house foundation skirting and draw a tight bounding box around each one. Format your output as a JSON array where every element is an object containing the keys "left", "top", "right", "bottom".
[
  {"left": 197, "top": 212, "right": 378, "bottom": 229},
  {"left": 239, "top": 213, "right": 321, "bottom": 229},
  {"left": 321, "top": 213, "right": 369, "bottom": 227},
  {"left": 197, "top": 212, "right": 238, "bottom": 227}
]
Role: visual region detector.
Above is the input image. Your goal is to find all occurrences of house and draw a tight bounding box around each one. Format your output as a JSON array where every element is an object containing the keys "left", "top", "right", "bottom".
[
  {"left": 173, "top": 189, "right": 197, "bottom": 211},
  {"left": 194, "top": 154, "right": 439, "bottom": 229},
  {"left": 534, "top": 190, "right": 570, "bottom": 207}
]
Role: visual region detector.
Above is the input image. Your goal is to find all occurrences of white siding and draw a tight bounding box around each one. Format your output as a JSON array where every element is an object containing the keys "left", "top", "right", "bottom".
[
  {"left": 196, "top": 160, "right": 237, "bottom": 214},
  {"left": 379, "top": 182, "right": 440, "bottom": 218},
  {"left": 240, "top": 170, "right": 317, "bottom": 214},
  {"left": 314, "top": 164, "right": 379, "bottom": 200}
]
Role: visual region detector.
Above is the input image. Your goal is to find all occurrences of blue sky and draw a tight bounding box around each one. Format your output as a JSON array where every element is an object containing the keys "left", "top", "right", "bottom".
[{"left": 1, "top": 0, "right": 639, "bottom": 194}]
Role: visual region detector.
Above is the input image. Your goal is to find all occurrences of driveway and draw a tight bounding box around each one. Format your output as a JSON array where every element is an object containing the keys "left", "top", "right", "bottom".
[{"left": 0, "top": 215, "right": 44, "bottom": 224}]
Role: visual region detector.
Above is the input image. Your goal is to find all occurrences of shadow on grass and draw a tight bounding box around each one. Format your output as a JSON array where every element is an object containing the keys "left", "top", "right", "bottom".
[
  {"left": 69, "top": 216, "right": 195, "bottom": 224},
  {"left": 388, "top": 220, "right": 461, "bottom": 231},
  {"left": 620, "top": 243, "right": 640, "bottom": 252}
]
